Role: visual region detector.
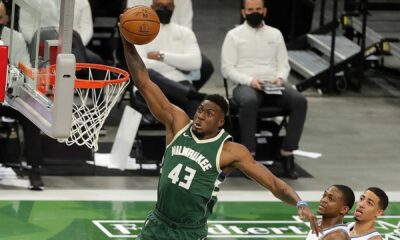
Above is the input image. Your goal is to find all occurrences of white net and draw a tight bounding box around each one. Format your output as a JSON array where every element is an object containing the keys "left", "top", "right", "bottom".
[{"left": 57, "top": 66, "right": 129, "bottom": 151}]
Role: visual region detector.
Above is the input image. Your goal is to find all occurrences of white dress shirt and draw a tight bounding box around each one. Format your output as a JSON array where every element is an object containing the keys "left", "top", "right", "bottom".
[
  {"left": 19, "top": 0, "right": 93, "bottom": 46},
  {"left": 127, "top": 0, "right": 193, "bottom": 29},
  {"left": 1, "top": 27, "right": 30, "bottom": 67},
  {"left": 221, "top": 22, "right": 290, "bottom": 86},
  {"left": 135, "top": 22, "right": 201, "bottom": 82}
]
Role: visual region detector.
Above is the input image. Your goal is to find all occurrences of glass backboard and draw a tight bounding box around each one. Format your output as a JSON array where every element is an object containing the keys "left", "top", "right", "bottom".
[{"left": 5, "top": 0, "right": 76, "bottom": 138}]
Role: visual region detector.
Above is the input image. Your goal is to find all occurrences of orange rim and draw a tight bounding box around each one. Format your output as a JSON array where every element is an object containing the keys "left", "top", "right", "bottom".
[{"left": 18, "top": 63, "right": 130, "bottom": 89}]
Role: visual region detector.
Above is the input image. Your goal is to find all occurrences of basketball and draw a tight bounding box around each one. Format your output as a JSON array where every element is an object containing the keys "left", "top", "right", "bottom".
[{"left": 120, "top": 6, "right": 160, "bottom": 45}]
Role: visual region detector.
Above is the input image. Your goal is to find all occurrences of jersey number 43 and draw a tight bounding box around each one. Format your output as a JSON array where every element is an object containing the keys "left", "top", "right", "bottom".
[{"left": 168, "top": 163, "right": 197, "bottom": 190}]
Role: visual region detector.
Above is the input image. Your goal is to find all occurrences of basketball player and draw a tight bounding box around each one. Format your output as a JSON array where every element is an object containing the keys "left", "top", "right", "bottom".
[
  {"left": 306, "top": 185, "right": 355, "bottom": 240},
  {"left": 119, "top": 16, "right": 319, "bottom": 239},
  {"left": 349, "top": 187, "right": 389, "bottom": 240}
]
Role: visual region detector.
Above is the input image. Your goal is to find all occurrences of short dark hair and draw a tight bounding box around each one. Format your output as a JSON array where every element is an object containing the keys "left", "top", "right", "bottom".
[
  {"left": 332, "top": 184, "right": 355, "bottom": 211},
  {"left": 366, "top": 187, "right": 389, "bottom": 210},
  {"left": 205, "top": 94, "right": 229, "bottom": 117}
]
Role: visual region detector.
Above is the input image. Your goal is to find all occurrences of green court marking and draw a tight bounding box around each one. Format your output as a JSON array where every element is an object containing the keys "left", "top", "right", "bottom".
[{"left": 0, "top": 201, "right": 399, "bottom": 239}]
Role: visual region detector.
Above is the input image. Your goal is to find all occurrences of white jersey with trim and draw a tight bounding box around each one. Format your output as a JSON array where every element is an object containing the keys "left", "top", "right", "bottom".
[
  {"left": 306, "top": 223, "right": 350, "bottom": 240},
  {"left": 348, "top": 222, "right": 382, "bottom": 240}
]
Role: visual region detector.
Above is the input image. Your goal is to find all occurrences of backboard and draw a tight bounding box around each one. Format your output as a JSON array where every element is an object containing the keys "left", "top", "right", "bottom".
[{"left": 5, "top": 0, "right": 76, "bottom": 138}]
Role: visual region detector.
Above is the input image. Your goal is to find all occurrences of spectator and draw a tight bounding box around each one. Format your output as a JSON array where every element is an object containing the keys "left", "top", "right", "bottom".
[
  {"left": 134, "top": 0, "right": 206, "bottom": 117},
  {"left": 18, "top": 0, "right": 102, "bottom": 64},
  {"left": 221, "top": 0, "right": 307, "bottom": 179},
  {"left": 127, "top": 0, "right": 214, "bottom": 90},
  {"left": 0, "top": 0, "right": 29, "bottom": 67},
  {"left": 0, "top": 0, "right": 42, "bottom": 190},
  {"left": 128, "top": 0, "right": 192, "bottom": 29}
]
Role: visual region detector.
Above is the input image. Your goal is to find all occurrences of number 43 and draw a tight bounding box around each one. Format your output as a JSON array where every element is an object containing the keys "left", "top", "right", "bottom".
[{"left": 168, "top": 163, "right": 196, "bottom": 190}]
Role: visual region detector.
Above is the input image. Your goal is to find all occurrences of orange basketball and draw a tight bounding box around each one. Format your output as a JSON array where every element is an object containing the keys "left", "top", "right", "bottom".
[{"left": 120, "top": 6, "right": 160, "bottom": 45}]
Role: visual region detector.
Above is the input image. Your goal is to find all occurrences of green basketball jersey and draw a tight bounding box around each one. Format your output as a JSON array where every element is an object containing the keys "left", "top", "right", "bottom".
[{"left": 156, "top": 122, "right": 232, "bottom": 225}]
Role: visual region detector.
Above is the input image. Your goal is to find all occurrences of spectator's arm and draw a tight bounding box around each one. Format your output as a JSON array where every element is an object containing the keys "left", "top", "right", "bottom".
[
  {"left": 172, "top": 0, "right": 193, "bottom": 29},
  {"left": 18, "top": 8, "right": 36, "bottom": 44},
  {"left": 275, "top": 32, "right": 290, "bottom": 81},
  {"left": 162, "top": 30, "right": 201, "bottom": 71},
  {"left": 136, "top": 44, "right": 177, "bottom": 72},
  {"left": 75, "top": 0, "right": 93, "bottom": 46},
  {"left": 221, "top": 32, "right": 252, "bottom": 86},
  {"left": 13, "top": 33, "right": 31, "bottom": 67}
]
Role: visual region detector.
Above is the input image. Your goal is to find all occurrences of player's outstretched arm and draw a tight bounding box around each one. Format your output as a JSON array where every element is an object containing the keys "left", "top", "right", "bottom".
[
  {"left": 221, "top": 141, "right": 319, "bottom": 235},
  {"left": 119, "top": 20, "right": 189, "bottom": 133}
]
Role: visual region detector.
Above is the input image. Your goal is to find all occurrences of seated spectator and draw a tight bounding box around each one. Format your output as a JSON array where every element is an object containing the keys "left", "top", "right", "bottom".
[
  {"left": 134, "top": 0, "right": 205, "bottom": 117},
  {"left": 18, "top": 0, "right": 103, "bottom": 65},
  {"left": 0, "top": 0, "right": 29, "bottom": 67},
  {"left": 0, "top": 0, "right": 43, "bottom": 189},
  {"left": 127, "top": 0, "right": 214, "bottom": 90},
  {"left": 221, "top": 0, "right": 308, "bottom": 179}
]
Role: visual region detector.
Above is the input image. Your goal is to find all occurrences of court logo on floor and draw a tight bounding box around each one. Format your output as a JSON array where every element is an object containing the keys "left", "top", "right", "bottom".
[{"left": 93, "top": 216, "right": 400, "bottom": 239}]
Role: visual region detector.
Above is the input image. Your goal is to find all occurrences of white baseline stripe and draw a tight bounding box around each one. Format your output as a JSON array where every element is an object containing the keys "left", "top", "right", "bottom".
[{"left": 0, "top": 190, "right": 400, "bottom": 202}]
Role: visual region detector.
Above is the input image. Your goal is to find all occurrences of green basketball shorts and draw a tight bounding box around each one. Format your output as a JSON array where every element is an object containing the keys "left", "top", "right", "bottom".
[{"left": 136, "top": 209, "right": 208, "bottom": 240}]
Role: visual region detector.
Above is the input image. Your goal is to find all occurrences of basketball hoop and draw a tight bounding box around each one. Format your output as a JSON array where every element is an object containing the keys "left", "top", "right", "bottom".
[
  {"left": 13, "top": 62, "right": 130, "bottom": 151},
  {"left": 57, "top": 63, "right": 130, "bottom": 151}
]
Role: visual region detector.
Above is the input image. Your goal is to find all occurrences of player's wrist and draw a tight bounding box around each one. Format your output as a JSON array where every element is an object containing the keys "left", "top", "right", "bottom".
[
  {"left": 296, "top": 200, "right": 308, "bottom": 209},
  {"left": 159, "top": 52, "right": 165, "bottom": 61}
]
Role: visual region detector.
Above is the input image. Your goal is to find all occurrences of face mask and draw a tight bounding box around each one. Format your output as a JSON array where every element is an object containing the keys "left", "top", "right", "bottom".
[
  {"left": 156, "top": 6, "right": 173, "bottom": 24},
  {"left": 246, "top": 12, "right": 264, "bottom": 28}
]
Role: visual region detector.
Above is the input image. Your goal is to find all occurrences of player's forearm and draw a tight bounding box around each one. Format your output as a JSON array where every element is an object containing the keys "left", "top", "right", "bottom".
[
  {"left": 123, "top": 44, "right": 149, "bottom": 89},
  {"left": 271, "top": 178, "right": 301, "bottom": 206}
]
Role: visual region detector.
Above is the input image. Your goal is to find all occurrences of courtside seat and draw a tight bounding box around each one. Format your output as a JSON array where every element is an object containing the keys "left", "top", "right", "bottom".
[{"left": 223, "top": 78, "right": 289, "bottom": 161}]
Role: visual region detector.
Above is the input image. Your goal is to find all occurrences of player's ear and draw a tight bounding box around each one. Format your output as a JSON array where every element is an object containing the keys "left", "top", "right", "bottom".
[
  {"left": 340, "top": 206, "right": 350, "bottom": 215},
  {"left": 218, "top": 117, "right": 225, "bottom": 128},
  {"left": 241, "top": 8, "right": 246, "bottom": 19},
  {"left": 375, "top": 209, "right": 384, "bottom": 218},
  {"left": 263, "top": 7, "right": 267, "bottom": 17}
]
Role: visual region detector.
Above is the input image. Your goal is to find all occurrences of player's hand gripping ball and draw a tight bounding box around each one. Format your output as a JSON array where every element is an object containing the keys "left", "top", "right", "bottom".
[{"left": 120, "top": 6, "right": 160, "bottom": 45}]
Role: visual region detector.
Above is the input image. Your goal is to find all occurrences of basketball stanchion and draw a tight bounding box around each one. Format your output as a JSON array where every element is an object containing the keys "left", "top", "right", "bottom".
[{"left": 0, "top": 46, "right": 8, "bottom": 102}]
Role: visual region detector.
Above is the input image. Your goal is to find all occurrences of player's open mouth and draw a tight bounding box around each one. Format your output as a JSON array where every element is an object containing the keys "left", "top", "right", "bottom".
[
  {"left": 193, "top": 121, "right": 202, "bottom": 129},
  {"left": 354, "top": 209, "right": 363, "bottom": 217}
]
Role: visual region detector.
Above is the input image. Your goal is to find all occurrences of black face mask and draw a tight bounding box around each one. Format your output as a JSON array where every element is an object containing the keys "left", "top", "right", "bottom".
[
  {"left": 245, "top": 12, "right": 264, "bottom": 28},
  {"left": 156, "top": 6, "right": 173, "bottom": 24}
]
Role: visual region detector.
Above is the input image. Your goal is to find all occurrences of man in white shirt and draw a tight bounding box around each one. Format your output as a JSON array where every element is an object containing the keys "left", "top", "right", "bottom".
[
  {"left": 306, "top": 185, "right": 354, "bottom": 240},
  {"left": 349, "top": 187, "right": 388, "bottom": 240},
  {"left": 127, "top": 0, "right": 192, "bottom": 29},
  {"left": 19, "top": 0, "right": 93, "bottom": 46},
  {"left": 0, "top": 0, "right": 30, "bottom": 67},
  {"left": 128, "top": 0, "right": 213, "bottom": 91},
  {"left": 134, "top": 0, "right": 205, "bottom": 117},
  {"left": 0, "top": 0, "right": 43, "bottom": 190},
  {"left": 221, "top": 0, "right": 307, "bottom": 179},
  {"left": 19, "top": 0, "right": 102, "bottom": 64}
]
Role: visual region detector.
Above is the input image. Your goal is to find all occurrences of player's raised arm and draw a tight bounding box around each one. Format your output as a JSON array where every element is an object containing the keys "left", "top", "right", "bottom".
[
  {"left": 119, "top": 20, "right": 189, "bottom": 132},
  {"left": 221, "top": 142, "right": 319, "bottom": 235}
]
